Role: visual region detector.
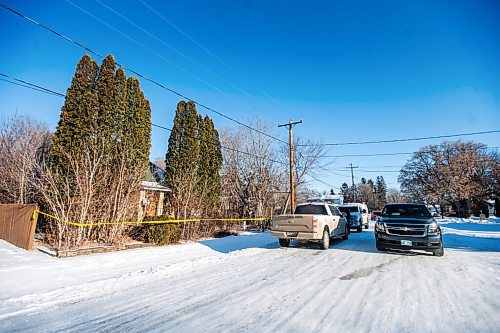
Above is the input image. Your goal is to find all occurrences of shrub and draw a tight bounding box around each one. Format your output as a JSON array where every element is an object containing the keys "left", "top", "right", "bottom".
[{"left": 143, "top": 216, "right": 181, "bottom": 245}]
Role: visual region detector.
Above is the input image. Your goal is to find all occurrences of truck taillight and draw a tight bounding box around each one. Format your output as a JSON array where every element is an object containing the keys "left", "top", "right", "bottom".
[{"left": 312, "top": 216, "right": 318, "bottom": 229}]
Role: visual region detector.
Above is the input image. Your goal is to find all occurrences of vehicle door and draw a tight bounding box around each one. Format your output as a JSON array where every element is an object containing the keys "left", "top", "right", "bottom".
[
  {"left": 335, "top": 206, "right": 347, "bottom": 234},
  {"left": 361, "top": 205, "right": 369, "bottom": 224},
  {"left": 328, "top": 205, "right": 342, "bottom": 236}
]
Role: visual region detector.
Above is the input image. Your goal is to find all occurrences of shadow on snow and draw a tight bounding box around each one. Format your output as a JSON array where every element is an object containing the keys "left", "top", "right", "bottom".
[
  {"left": 198, "top": 224, "right": 500, "bottom": 255},
  {"left": 199, "top": 232, "right": 279, "bottom": 254}
]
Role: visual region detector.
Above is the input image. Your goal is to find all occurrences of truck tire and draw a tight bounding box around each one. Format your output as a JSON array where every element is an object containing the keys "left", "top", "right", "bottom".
[
  {"left": 320, "top": 229, "right": 330, "bottom": 250},
  {"left": 376, "top": 241, "right": 385, "bottom": 252},
  {"left": 279, "top": 238, "right": 290, "bottom": 247},
  {"left": 433, "top": 244, "right": 444, "bottom": 257},
  {"left": 342, "top": 225, "right": 349, "bottom": 240},
  {"left": 364, "top": 223, "right": 369, "bottom": 229}
]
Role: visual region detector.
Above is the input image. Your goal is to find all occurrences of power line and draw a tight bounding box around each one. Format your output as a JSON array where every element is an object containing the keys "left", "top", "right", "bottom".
[
  {"left": 0, "top": 73, "right": 288, "bottom": 167},
  {"left": 308, "top": 173, "right": 340, "bottom": 190},
  {"left": 0, "top": 77, "right": 64, "bottom": 97},
  {"left": 137, "top": 0, "right": 285, "bottom": 111},
  {"left": 0, "top": 73, "right": 66, "bottom": 97},
  {"left": 65, "top": 0, "right": 268, "bottom": 122},
  {"left": 2, "top": 72, "right": 341, "bottom": 193},
  {"left": 325, "top": 152, "right": 413, "bottom": 158},
  {"left": 357, "top": 170, "right": 401, "bottom": 173},
  {"left": 324, "top": 146, "right": 499, "bottom": 158},
  {"left": 4, "top": 73, "right": 498, "bottom": 173},
  {"left": 152, "top": 123, "right": 287, "bottom": 166},
  {"left": 0, "top": 2, "right": 287, "bottom": 145},
  {"left": 298, "top": 130, "right": 500, "bottom": 147},
  {"left": 91, "top": 0, "right": 269, "bottom": 110}
]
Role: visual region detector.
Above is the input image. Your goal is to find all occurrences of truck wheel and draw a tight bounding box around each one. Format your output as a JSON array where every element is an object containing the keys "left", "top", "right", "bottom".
[
  {"left": 433, "top": 244, "right": 444, "bottom": 257},
  {"left": 320, "top": 229, "right": 330, "bottom": 250},
  {"left": 376, "top": 242, "right": 385, "bottom": 252},
  {"left": 364, "top": 223, "right": 369, "bottom": 229},
  {"left": 279, "top": 238, "right": 290, "bottom": 247},
  {"left": 342, "top": 225, "right": 349, "bottom": 240}
]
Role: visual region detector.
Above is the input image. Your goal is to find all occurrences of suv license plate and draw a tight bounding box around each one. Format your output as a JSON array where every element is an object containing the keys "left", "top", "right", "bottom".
[{"left": 401, "top": 240, "right": 412, "bottom": 246}]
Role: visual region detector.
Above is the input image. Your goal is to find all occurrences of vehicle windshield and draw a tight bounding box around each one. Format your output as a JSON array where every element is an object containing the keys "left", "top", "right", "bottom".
[
  {"left": 338, "top": 206, "right": 360, "bottom": 213},
  {"left": 382, "top": 205, "right": 431, "bottom": 218},
  {"left": 294, "top": 204, "right": 328, "bottom": 215}
]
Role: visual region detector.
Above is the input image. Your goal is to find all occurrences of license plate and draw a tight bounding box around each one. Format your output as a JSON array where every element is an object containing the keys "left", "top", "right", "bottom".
[{"left": 401, "top": 240, "right": 412, "bottom": 246}]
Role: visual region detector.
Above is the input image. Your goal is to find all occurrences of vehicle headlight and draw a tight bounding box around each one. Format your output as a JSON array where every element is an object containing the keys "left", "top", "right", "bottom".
[
  {"left": 375, "top": 221, "right": 385, "bottom": 232},
  {"left": 428, "top": 222, "right": 440, "bottom": 235}
]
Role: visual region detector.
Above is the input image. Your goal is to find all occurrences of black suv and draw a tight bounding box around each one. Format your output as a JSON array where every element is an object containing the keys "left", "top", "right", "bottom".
[{"left": 374, "top": 203, "right": 444, "bottom": 256}]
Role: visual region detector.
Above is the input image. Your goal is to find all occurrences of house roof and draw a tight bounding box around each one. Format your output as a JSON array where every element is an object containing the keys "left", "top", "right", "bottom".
[{"left": 140, "top": 181, "right": 171, "bottom": 193}]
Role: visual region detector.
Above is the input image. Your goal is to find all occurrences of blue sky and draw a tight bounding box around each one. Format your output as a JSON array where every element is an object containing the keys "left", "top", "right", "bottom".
[{"left": 1, "top": 0, "right": 499, "bottom": 191}]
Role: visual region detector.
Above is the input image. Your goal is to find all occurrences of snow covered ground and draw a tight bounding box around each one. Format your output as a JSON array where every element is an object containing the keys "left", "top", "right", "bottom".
[{"left": 1, "top": 220, "right": 499, "bottom": 332}]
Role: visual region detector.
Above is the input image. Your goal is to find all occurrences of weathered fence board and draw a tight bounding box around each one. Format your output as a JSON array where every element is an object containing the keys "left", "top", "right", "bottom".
[{"left": 0, "top": 204, "right": 38, "bottom": 250}]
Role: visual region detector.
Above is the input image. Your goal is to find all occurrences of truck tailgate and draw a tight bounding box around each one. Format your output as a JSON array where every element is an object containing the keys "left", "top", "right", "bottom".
[{"left": 272, "top": 215, "right": 314, "bottom": 232}]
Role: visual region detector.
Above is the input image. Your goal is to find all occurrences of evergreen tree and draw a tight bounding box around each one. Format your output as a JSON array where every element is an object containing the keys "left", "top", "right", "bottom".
[
  {"left": 50, "top": 54, "right": 99, "bottom": 171},
  {"left": 197, "top": 114, "right": 210, "bottom": 206},
  {"left": 113, "top": 67, "right": 128, "bottom": 144},
  {"left": 165, "top": 101, "right": 200, "bottom": 217},
  {"left": 204, "top": 116, "right": 222, "bottom": 210},
  {"left": 124, "top": 77, "right": 151, "bottom": 170},
  {"left": 48, "top": 53, "right": 152, "bottom": 244},
  {"left": 165, "top": 102, "right": 222, "bottom": 218},
  {"left": 375, "top": 176, "right": 387, "bottom": 207},
  {"left": 340, "top": 183, "right": 349, "bottom": 196},
  {"left": 95, "top": 55, "right": 117, "bottom": 145}
]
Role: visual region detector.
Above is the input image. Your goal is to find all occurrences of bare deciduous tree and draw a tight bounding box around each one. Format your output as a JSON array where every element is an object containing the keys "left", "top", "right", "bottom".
[
  {"left": 0, "top": 114, "right": 51, "bottom": 204},
  {"left": 221, "top": 121, "right": 330, "bottom": 224},
  {"left": 386, "top": 188, "right": 412, "bottom": 204},
  {"left": 399, "top": 140, "right": 498, "bottom": 217},
  {"left": 220, "top": 122, "right": 286, "bottom": 227},
  {"left": 33, "top": 138, "right": 144, "bottom": 250}
]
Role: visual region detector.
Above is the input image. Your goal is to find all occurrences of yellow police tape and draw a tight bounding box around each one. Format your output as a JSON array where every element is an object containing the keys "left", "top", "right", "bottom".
[{"left": 33, "top": 209, "right": 271, "bottom": 227}]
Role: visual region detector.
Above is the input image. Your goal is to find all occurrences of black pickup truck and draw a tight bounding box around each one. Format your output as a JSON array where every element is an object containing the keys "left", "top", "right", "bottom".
[{"left": 374, "top": 203, "right": 444, "bottom": 256}]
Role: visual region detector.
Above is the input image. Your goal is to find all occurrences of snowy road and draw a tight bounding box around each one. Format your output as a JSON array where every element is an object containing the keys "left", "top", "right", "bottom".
[{"left": 1, "top": 221, "right": 499, "bottom": 332}]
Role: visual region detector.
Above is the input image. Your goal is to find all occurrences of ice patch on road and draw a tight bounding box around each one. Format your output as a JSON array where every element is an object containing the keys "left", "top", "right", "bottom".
[{"left": 338, "top": 257, "right": 401, "bottom": 280}]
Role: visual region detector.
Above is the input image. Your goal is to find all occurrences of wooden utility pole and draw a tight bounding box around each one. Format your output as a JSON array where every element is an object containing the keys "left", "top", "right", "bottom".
[
  {"left": 278, "top": 119, "right": 302, "bottom": 214},
  {"left": 346, "top": 163, "right": 359, "bottom": 202}
]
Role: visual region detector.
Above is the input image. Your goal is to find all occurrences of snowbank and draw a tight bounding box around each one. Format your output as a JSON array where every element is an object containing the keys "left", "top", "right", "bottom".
[{"left": 0, "top": 224, "right": 499, "bottom": 332}]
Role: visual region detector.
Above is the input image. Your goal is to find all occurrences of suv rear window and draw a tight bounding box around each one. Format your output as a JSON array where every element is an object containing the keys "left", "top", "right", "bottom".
[
  {"left": 382, "top": 204, "right": 431, "bottom": 218},
  {"left": 294, "top": 205, "right": 328, "bottom": 215},
  {"left": 338, "top": 206, "right": 360, "bottom": 213}
]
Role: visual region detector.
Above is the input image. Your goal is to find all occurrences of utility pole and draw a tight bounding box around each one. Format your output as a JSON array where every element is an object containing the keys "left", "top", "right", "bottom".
[
  {"left": 278, "top": 119, "right": 302, "bottom": 214},
  {"left": 346, "top": 163, "right": 359, "bottom": 202}
]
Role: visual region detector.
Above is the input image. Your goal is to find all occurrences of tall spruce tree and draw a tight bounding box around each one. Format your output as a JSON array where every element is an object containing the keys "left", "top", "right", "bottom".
[
  {"left": 196, "top": 115, "right": 222, "bottom": 211},
  {"left": 204, "top": 116, "right": 222, "bottom": 209},
  {"left": 375, "top": 176, "right": 387, "bottom": 207},
  {"left": 197, "top": 114, "right": 210, "bottom": 196},
  {"left": 165, "top": 101, "right": 222, "bottom": 217},
  {"left": 124, "top": 77, "right": 151, "bottom": 170},
  {"left": 165, "top": 101, "right": 200, "bottom": 217},
  {"left": 49, "top": 53, "right": 151, "bottom": 225},
  {"left": 95, "top": 55, "right": 117, "bottom": 145},
  {"left": 112, "top": 67, "right": 127, "bottom": 144},
  {"left": 50, "top": 54, "right": 99, "bottom": 171}
]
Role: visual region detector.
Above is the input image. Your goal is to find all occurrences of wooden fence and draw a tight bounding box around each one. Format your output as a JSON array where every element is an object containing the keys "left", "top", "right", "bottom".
[{"left": 0, "top": 204, "right": 38, "bottom": 250}]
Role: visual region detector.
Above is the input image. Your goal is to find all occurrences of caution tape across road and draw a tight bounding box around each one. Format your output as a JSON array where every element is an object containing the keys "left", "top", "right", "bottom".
[{"left": 33, "top": 210, "right": 270, "bottom": 227}]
